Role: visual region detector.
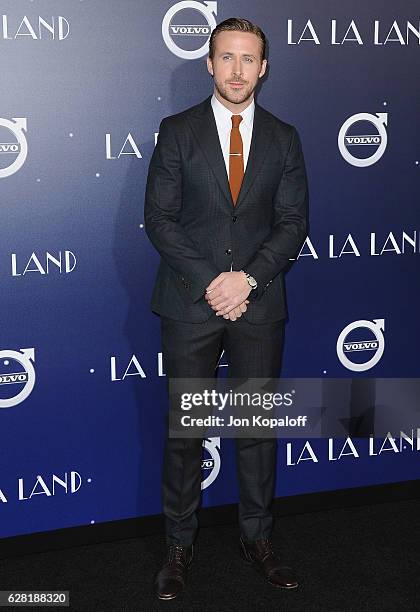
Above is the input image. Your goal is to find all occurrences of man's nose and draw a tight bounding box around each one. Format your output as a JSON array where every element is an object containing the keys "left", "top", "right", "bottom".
[{"left": 232, "top": 58, "right": 242, "bottom": 76}]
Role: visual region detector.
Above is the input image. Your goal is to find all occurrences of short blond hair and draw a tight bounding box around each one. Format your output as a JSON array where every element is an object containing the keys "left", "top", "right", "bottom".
[{"left": 208, "top": 17, "right": 267, "bottom": 61}]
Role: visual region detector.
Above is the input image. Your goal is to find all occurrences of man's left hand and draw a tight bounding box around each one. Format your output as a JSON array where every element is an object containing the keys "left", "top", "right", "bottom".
[{"left": 205, "top": 271, "right": 251, "bottom": 315}]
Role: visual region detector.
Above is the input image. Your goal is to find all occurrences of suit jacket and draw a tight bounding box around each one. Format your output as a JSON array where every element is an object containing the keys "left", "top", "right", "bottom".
[{"left": 144, "top": 95, "right": 308, "bottom": 324}]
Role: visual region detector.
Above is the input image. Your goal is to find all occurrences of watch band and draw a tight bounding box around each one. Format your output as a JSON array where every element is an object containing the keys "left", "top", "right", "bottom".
[{"left": 241, "top": 270, "right": 258, "bottom": 290}]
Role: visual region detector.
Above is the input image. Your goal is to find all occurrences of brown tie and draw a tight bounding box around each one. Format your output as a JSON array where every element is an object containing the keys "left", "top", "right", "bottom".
[{"left": 229, "top": 114, "right": 244, "bottom": 205}]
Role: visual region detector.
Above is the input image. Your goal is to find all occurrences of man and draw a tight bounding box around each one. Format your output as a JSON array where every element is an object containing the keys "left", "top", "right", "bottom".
[{"left": 144, "top": 17, "right": 308, "bottom": 600}]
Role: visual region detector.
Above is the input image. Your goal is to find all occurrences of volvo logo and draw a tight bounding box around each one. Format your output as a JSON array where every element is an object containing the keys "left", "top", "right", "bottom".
[
  {"left": 162, "top": 1, "right": 217, "bottom": 60},
  {"left": 0, "top": 118, "right": 28, "bottom": 179},
  {"left": 0, "top": 348, "right": 36, "bottom": 408},
  {"left": 201, "top": 437, "right": 221, "bottom": 489},
  {"left": 338, "top": 112, "right": 388, "bottom": 167},
  {"left": 337, "top": 319, "right": 385, "bottom": 372}
]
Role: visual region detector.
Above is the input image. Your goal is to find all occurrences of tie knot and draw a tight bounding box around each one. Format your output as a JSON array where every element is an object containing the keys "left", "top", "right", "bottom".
[{"left": 231, "top": 114, "right": 243, "bottom": 129}]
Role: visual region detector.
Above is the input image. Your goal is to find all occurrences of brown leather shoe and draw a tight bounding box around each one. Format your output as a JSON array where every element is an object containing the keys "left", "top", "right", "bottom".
[
  {"left": 154, "top": 543, "right": 193, "bottom": 600},
  {"left": 240, "top": 536, "right": 298, "bottom": 589}
]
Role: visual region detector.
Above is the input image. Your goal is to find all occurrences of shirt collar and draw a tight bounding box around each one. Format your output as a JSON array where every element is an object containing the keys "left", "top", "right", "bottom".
[{"left": 211, "top": 93, "right": 255, "bottom": 128}]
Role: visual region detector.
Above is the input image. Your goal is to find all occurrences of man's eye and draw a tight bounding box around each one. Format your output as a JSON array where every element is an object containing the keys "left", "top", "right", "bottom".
[
  {"left": 223, "top": 56, "right": 231, "bottom": 60},
  {"left": 244, "top": 57, "right": 253, "bottom": 63}
]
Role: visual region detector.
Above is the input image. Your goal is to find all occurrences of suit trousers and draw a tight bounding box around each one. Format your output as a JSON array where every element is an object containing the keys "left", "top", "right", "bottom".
[{"left": 160, "top": 311, "right": 284, "bottom": 547}]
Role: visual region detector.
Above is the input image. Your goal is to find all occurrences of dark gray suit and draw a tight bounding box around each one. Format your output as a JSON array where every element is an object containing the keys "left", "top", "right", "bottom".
[
  {"left": 145, "top": 96, "right": 308, "bottom": 324},
  {"left": 144, "top": 96, "right": 308, "bottom": 547}
]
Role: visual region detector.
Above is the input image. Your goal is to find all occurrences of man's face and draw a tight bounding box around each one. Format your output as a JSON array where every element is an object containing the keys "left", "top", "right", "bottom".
[{"left": 207, "top": 30, "right": 267, "bottom": 107}]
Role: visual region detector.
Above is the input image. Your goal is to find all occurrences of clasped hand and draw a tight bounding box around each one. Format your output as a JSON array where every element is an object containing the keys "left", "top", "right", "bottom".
[{"left": 205, "top": 271, "right": 251, "bottom": 321}]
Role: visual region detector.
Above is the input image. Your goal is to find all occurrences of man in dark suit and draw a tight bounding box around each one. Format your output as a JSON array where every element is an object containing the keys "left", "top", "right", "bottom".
[{"left": 144, "top": 17, "right": 308, "bottom": 600}]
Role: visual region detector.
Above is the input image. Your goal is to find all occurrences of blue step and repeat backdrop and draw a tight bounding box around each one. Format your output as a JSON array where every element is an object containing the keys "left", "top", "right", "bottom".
[{"left": 1, "top": 1, "right": 419, "bottom": 539}]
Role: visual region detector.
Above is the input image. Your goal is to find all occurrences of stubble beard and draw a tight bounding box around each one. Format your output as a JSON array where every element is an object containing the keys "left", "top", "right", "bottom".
[{"left": 214, "top": 77, "right": 256, "bottom": 107}]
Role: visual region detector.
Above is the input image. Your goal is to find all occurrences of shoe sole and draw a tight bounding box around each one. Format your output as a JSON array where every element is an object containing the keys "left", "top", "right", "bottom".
[{"left": 157, "top": 593, "right": 181, "bottom": 600}]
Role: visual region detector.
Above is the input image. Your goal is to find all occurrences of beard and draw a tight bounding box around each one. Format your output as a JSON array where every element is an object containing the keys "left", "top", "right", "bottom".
[{"left": 213, "top": 76, "right": 256, "bottom": 106}]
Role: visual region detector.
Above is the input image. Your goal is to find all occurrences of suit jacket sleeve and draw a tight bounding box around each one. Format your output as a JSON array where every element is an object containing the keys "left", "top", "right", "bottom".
[
  {"left": 243, "top": 126, "right": 309, "bottom": 300},
  {"left": 144, "top": 118, "right": 220, "bottom": 303}
]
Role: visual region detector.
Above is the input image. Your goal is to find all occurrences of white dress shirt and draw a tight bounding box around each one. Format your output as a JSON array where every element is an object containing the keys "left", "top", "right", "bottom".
[
  {"left": 211, "top": 94, "right": 255, "bottom": 178},
  {"left": 211, "top": 94, "right": 255, "bottom": 274}
]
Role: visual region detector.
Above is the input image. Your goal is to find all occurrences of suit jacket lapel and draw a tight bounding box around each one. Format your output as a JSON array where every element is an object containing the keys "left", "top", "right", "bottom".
[
  {"left": 234, "top": 104, "right": 274, "bottom": 209},
  {"left": 187, "top": 97, "right": 275, "bottom": 209},
  {"left": 187, "top": 97, "right": 233, "bottom": 207}
]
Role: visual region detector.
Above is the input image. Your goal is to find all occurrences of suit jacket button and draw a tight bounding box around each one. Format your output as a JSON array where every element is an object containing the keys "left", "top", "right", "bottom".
[
  {"left": 225, "top": 249, "right": 232, "bottom": 255},
  {"left": 232, "top": 215, "right": 237, "bottom": 222}
]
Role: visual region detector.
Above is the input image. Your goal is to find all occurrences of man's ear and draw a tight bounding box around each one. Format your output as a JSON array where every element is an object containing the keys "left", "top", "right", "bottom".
[
  {"left": 259, "top": 59, "right": 267, "bottom": 79},
  {"left": 207, "top": 56, "right": 214, "bottom": 77}
]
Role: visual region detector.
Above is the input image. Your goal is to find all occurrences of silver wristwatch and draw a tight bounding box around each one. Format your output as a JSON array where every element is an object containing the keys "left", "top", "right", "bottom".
[{"left": 241, "top": 270, "right": 258, "bottom": 290}]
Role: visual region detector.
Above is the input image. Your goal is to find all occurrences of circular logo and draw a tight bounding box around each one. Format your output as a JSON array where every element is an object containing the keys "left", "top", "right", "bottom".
[
  {"left": 0, "top": 118, "right": 28, "bottom": 179},
  {"left": 201, "top": 437, "right": 220, "bottom": 490},
  {"left": 336, "top": 319, "right": 385, "bottom": 372},
  {"left": 0, "top": 348, "right": 36, "bottom": 408},
  {"left": 338, "top": 112, "right": 387, "bottom": 167},
  {"left": 162, "top": 1, "right": 217, "bottom": 60}
]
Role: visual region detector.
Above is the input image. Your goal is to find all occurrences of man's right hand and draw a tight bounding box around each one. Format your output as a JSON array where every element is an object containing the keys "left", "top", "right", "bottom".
[{"left": 222, "top": 299, "right": 250, "bottom": 321}]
